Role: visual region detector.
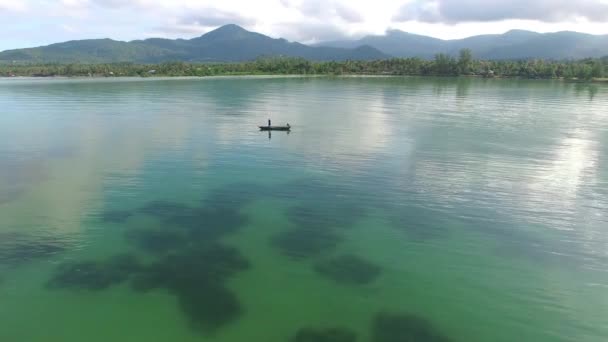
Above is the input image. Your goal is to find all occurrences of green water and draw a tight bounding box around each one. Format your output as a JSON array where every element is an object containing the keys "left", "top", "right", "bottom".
[{"left": 0, "top": 76, "right": 607, "bottom": 342}]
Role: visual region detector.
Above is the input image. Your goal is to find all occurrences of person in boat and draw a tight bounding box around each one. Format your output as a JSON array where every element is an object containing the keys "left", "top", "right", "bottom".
[
  {"left": 268, "top": 119, "right": 271, "bottom": 127},
  {"left": 286, "top": 123, "right": 290, "bottom": 129}
]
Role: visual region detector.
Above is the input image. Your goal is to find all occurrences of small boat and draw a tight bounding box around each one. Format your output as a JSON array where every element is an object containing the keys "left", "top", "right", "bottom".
[{"left": 259, "top": 125, "right": 291, "bottom": 131}]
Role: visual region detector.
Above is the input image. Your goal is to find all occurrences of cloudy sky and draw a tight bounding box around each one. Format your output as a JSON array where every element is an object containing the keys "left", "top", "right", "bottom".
[{"left": 1, "top": 0, "right": 608, "bottom": 51}]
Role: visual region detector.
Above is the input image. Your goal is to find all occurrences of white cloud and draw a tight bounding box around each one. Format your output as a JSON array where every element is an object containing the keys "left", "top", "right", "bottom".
[
  {"left": 60, "top": 0, "right": 87, "bottom": 7},
  {"left": 274, "top": 21, "right": 351, "bottom": 43},
  {"left": 335, "top": 3, "right": 364, "bottom": 23},
  {"left": 0, "top": 0, "right": 27, "bottom": 12},
  {"left": 281, "top": 0, "right": 365, "bottom": 23},
  {"left": 1, "top": 0, "right": 608, "bottom": 51},
  {"left": 395, "top": 0, "right": 608, "bottom": 23},
  {"left": 177, "top": 8, "right": 257, "bottom": 27},
  {"left": 60, "top": 24, "right": 77, "bottom": 32}
]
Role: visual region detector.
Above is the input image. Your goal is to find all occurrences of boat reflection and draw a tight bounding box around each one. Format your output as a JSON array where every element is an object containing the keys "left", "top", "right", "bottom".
[{"left": 266, "top": 130, "right": 291, "bottom": 140}]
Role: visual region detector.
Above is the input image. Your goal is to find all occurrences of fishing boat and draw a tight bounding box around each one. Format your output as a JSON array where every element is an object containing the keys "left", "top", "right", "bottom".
[{"left": 259, "top": 125, "right": 291, "bottom": 131}]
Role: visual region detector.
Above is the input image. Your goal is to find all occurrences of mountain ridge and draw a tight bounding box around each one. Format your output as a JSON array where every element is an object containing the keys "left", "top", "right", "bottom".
[
  {"left": 1, "top": 25, "right": 607, "bottom": 63},
  {"left": 0, "top": 25, "right": 388, "bottom": 63},
  {"left": 319, "top": 29, "right": 608, "bottom": 60}
]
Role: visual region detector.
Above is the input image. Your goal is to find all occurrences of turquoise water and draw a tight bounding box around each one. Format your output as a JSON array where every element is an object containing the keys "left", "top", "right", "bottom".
[{"left": 0, "top": 76, "right": 607, "bottom": 342}]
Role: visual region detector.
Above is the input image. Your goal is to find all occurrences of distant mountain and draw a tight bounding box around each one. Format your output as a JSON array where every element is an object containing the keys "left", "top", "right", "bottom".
[
  {"left": 320, "top": 30, "right": 608, "bottom": 60},
  {"left": 0, "top": 24, "right": 388, "bottom": 63},
  {"left": 320, "top": 30, "right": 445, "bottom": 59},
  {"left": 2, "top": 25, "right": 606, "bottom": 63}
]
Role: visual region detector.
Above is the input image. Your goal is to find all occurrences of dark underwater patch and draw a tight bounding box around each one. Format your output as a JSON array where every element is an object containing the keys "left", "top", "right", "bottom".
[
  {"left": 122, "top": 198, "right": 252, "bottom": 332},
  {"left": 265, "top": 178, "right": 366, "bottom": 259},
  {"left": 47, "top": 253, "right": 142, "bottom": 291},
  {"left": 0, "top": 232, "right": 70, "bottom": 266},
  {"left": 177, "top": 283, "right": 242, "bottom": 332},
  {"left": 125, "top": 196, "right": 250, "bottom": 257},
  {"left": 203, "top": 179, "right": 365, "bottom": 231},
  {"left": 130, "top": 244, "right": 250, "bottom": 332},
  {"left": 272, "top": 227, "right": 341, "bottom": 259},
  {"left": 35, "top": 236, "right": 250, "bottom": 333},
  {"left": 165, "top": 206, "right": 247, "bottom": 240},
  {"left": 125, "top": 227, "right": 187, "bottom": 254},
  {"left": 315, "top": 255, "right": 381, "bottom": 285},
  {"left": 292, "top": 327, "right": 357, "bottom": 342},
  {"left": 125, "top": 204, "right": 248, "bottom": 256},
  {"left": 371, "top": 312, "right": 451, "bottom": 342},
  {"left": 131, "top": 244, "right": 249, "bottom": 292}
]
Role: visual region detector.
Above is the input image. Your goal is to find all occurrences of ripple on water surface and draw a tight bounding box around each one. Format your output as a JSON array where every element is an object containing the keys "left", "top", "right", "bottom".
[{"left": 0, "top": 77, "right": 607, "bottom": 342}]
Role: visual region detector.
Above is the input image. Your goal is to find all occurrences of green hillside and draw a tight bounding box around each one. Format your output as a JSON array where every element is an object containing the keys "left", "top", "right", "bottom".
[
  {"left": 0, "top": 25, "right": 388, "bottom": 63},
  {"left": 320, "top": 30, "right": 608, "bottom": 60},
  {"left": 2, "top": 25, "right": 607, "bottom": 64}
]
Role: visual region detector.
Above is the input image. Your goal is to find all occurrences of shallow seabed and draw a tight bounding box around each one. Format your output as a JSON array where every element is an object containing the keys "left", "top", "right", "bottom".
[{"left": 0, "top": 76, "right": 607, "bottom": 342}]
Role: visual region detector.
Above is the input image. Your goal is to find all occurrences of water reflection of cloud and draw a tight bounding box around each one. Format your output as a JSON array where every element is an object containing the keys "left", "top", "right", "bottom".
[
  {"left": 526, "top": 128, "right": 607, "bottom": 268},
  {"left": 211, "top": 78, "right": 397, "bottom": 172},
  {"left": 529, "top": 134, "right": 597, "bottom": 209},
  {"left": 0, "top": 79, "right": 210, "bottom": 234},
  {"left": 401, "top": 81, "right": 608, "bottom": 268},
  {"left": 2, "top": 77, "right": 607, "bottom": 254},
  {"left": 0, "top": 157, "right": 47, "bottom": 204}
]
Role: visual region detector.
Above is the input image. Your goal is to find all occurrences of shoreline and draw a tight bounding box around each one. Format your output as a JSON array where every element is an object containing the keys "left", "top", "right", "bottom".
[{"left": 1, "top": 74, "right": 606, "bottom": 83}]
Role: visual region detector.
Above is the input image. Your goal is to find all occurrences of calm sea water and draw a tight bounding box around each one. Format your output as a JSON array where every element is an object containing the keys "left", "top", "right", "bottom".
[{"left": 0, "top": 76, "right": 606, "bottom": 342}]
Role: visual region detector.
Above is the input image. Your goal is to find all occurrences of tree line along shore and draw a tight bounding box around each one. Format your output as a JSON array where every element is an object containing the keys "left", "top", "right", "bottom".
[{"left": 1, "top": 50, "right": 606, "bottom": 81}]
